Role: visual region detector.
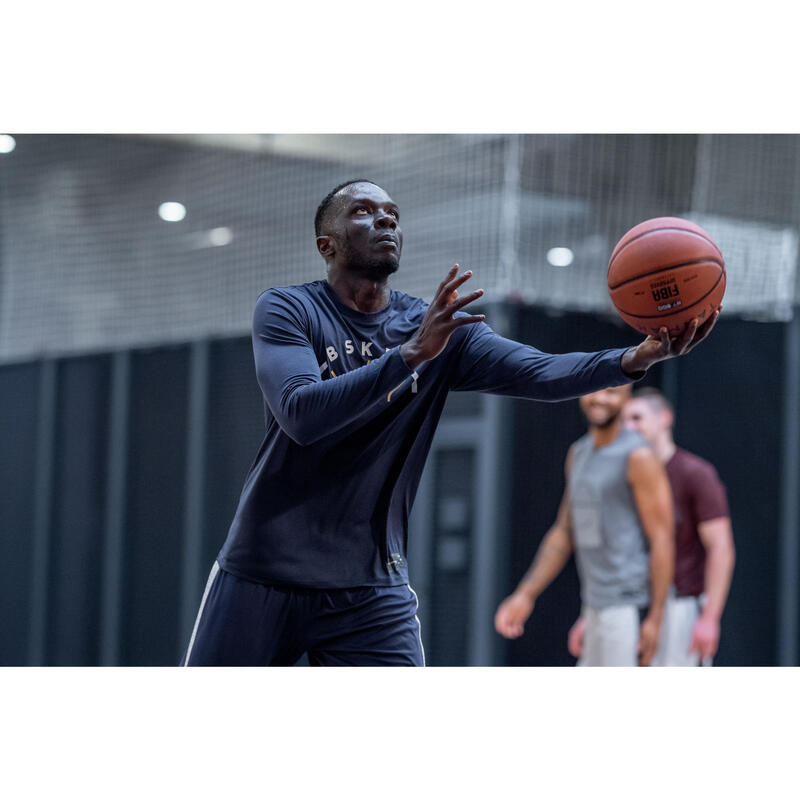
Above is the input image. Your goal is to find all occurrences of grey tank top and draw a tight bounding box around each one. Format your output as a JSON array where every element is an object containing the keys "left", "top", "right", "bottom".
[{"left": 569, "top": 428, "right": 650, "bottom": 610}]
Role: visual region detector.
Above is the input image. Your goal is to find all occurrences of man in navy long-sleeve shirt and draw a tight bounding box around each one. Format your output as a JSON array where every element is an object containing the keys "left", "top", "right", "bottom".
[{"left": 183, "top": 179, "right": 719, "bottom": 666}]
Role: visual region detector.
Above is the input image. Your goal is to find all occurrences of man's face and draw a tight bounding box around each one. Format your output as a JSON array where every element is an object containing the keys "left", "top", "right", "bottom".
[
  {"left": 322, "top": 182, "right": 403, "bottom": 281},
  {"left": 579, "top": 385, "right": 632, "bottom": 429},
  {"left": 622, "top": 398, "right": 672, "bottom": 444}
]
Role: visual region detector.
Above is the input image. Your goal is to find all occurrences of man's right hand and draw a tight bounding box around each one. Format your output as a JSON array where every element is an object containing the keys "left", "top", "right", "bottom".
[
  {"left": 567, "top": 615, "right": 586, "bottom": 658},
  {"left": 400, "top": 264, "right": 485, "bottom": 370},
  {"left": 494, "top": 591, "right": 535, "bottom": 639}
]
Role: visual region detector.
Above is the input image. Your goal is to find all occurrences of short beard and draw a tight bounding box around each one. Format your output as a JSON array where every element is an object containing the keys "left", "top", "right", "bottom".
[
  {"left": 588, "top": 409, "right": 620, "bottom": 430},
  {"left": 343, "top": 243, "right": 399, "bottom": 282}
]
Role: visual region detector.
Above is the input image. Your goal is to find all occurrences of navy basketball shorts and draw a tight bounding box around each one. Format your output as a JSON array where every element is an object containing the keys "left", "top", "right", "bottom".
[{"left": 182, "top": 562, "right": 426, "bottom": 667}]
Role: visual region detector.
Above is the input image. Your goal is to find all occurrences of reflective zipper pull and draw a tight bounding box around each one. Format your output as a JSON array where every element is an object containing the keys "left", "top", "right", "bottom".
[{"left": 411, "top": 371, "right": 419, "bottom": 394}]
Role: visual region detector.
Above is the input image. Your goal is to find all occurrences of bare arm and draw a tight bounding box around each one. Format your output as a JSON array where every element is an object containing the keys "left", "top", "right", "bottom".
[
  {"left": 698, "top": 517, "right": 735, "bottom": 619},
  {"left": 494, "top": 449, "right": 575, "bottom": 639},
  {"left": 690, "top": 516, "right": 736, "bottom": 660},
  {"left": 628, "top": 447, "right": 674, "bottom": 665}
]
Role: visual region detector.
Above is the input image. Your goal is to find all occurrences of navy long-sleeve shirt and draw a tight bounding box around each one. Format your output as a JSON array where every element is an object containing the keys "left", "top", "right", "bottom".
[{"left": 217, "top": 280, "right": 637, "bottom": 588}]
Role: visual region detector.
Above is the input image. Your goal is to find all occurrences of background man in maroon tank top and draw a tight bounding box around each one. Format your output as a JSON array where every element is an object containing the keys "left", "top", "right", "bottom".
[{"left": 567, "top": 387, "right": 735, "bottom": 665}]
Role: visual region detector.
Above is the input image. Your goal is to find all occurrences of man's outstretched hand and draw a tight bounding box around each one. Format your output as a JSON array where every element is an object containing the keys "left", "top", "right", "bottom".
[
  {"left": 400, "top": 264, "right": 485, "bottom": 370},
  {"left": 494, "top": 591, "right": 535, "bottom": 639},
  {"left": 621, "top": 308, "right": 721, "bottom": 376}
]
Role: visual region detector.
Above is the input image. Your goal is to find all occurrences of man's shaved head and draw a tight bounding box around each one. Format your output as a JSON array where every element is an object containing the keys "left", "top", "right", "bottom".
[
  {"left": 314, "top": 179, "right": 379, "bottom": 236},
  {"left": 631, "top": 387, "right": 674, "bottom": 414}
]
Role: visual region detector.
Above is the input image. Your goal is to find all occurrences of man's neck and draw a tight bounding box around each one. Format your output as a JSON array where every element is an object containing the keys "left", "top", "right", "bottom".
[
  {"left": 326, "top": 268, "right": 390, "bottom": 313},
  {"left": 589, "top": 418, "right": 624, "bottom": 448},
  {"left": 653, "top": 436, "right": 677, "bottom": 464}
]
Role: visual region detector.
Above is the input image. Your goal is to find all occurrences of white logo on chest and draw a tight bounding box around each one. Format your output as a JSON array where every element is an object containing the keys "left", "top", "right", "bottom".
[
  {"left": 327, "top": 339, "right": 378, "bottom": 363},
  {"left": 322, "top": 339, "right": 393, "bottom": 376}
]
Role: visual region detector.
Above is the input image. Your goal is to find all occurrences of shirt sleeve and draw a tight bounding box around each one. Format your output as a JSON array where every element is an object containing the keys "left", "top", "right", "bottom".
[
  {"left": 252, "top": 290, "right": 415, "bottom": 446},
  {"left": 690, "top": 461, "right": 730, "bottom": 522},
  {"left": 448, "top": 321, "right": 639, "bottom": 401}
]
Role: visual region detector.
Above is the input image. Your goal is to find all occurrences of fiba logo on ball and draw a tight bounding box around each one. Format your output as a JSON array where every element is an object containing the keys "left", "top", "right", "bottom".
[
  {"left": 650, "top": 276, "right": 682, "bottom": 311},
  {"left": 607, "top": 217, "right": 726, "bottom": 337}
]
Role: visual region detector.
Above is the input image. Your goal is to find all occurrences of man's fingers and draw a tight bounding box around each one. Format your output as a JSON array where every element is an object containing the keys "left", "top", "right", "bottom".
[
  {"left": 450, "top": 288, "right": 484, "bottom": 312},
  {"left": 674, "top": 318, "right": 699, "bottom": 354},
  {"left": 638, "top": 627, "right": 656, "bottom": 665},
  {"left": 440, "top": 269, "right": 475, "bottom": 303},
  {"left": 495, "top": 608, "right": 511, "bottom": 634},
  {"left": 437, "top": 264, "right": 462, "bottom": 294},
  {"left": 695, "top": 636, "right": 716, "bottom": 661},
  {"left": 640, "top": 637, "right": 654, "bottom": 666},
  {"left": 496, "top": 618, "right": 522, "bottom": 639},
  {"left": 437, "top": 264, "right": 460, "bottom": 293},
  {"left": 687, "top": 310, "right": 720, "bottom": 350},
  {"left": 451, "top": 314, "right": 486, "bottom": 328}
]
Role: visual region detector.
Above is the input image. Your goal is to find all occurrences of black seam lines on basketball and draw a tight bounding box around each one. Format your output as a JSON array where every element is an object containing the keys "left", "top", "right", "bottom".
[
  {"left": 613, "top": 269, "right": 725, "bottom": 319},
  {"left": 608, "top": 258, "right": 725, "bottom": 291},
  {"left": 609, "top": 227, "right": 723, "bottom": 268}
]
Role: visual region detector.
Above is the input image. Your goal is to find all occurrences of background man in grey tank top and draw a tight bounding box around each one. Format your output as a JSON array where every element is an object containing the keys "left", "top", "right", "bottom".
[
  {"left": 566, "top": 388, "right": 735, "bottom": 666},
  {"left": 494, "top": 384, "right": 674, "bottom": 666}
]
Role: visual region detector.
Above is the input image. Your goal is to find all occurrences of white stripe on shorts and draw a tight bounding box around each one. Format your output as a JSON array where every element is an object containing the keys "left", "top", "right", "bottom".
[
  {"left": 407, "top": 584, "right": 426, "bottom": 666},
  {"left": 183, "top": 561, "right": 220, "bottom": 666}
]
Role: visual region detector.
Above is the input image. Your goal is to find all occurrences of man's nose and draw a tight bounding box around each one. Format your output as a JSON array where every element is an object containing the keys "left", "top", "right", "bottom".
[{"left": 374, "top": 210, "right": 397, "bottom": 230}]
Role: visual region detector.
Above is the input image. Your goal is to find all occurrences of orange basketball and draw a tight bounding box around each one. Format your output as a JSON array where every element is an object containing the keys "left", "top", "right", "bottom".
[{"left": 607, "top": 217, "right": 726, "bottom": 337}]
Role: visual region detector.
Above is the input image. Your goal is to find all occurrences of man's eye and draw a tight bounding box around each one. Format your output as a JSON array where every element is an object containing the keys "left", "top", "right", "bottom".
[
  {"left": 354, "top": 207, "right": 369, "bottom": 215},
  {"left": 389, "top": 210, "right": 399, "bottom": 220}
]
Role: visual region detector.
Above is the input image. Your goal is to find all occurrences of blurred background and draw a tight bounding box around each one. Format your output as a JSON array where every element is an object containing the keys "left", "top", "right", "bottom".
[{"left": 0, "top": 133, "right": 798, "bottom": 666}]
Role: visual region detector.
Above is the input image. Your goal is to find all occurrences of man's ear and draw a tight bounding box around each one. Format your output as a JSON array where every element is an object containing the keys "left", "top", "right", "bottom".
[{"left": 316, "top": 235, "right": 335, "bottom": 259}]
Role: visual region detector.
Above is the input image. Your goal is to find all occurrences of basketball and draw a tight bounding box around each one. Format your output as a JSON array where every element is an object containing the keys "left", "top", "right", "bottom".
[{"left": 607, "top": 217, "right": 726, "bottom": 337}]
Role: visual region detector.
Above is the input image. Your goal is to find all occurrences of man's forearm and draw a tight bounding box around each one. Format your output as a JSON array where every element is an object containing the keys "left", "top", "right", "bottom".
[
  {"left": 702, "top": 541, "right": 735, "bottom": 620},
  {"left": 647, "top": 533, "right": 674, "bottom": 621},
  {"left": 451, "top": 329, "right": 638, "bottom": 400},
  {"left": 257, "top": 344, "right": 415, "bottom": 446},
  {"left": 516, "top": 530, "right": 572, "bottom": 600}
]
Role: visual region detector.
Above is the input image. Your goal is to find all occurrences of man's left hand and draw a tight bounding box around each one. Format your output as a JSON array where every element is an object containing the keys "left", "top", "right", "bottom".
[
  {"left": 638, "top": 615, "right": 661, "bottom": 666},
  {"left": 689, "top": 614, "right": 720, "bottom": 661},
  {"left": 622, "top": 308, "right": 721, "bottom": 376}
]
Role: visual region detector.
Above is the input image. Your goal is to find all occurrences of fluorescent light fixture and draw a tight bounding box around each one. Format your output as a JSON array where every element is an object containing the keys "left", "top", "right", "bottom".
[
  {"left": 208, "top": 227, "right": 233, "bottom": 246},
  {"left": 158, "top": 201, "right": 187, "bottom": 222},
  {"left": 546, "top": 246, "right": 574, "bottom": 267},
  {"left": 0, "top": 135, "right": 16, "bottom": 154}
]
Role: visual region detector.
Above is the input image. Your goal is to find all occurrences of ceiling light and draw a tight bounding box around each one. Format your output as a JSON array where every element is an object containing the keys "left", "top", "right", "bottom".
[
  {"left": 158, "top": 201, "right": 186, "bottom": 222},
  {"left": 208, "top": 227, "right": 233, "bottom": 246},
  {"left": 0, "top": 135, "right": 16, "bottom": 154},
  {"left": 546, "top": 247, "right": 574, "bottom": 267}
]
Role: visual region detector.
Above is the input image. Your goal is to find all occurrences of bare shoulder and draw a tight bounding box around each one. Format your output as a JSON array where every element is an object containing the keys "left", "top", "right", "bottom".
[
  {"left": 564, "top": 440, "right": 581, "bottom": 476},
  {"left": 627, "top": 446, "right": 664, "bottom": 479}
]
